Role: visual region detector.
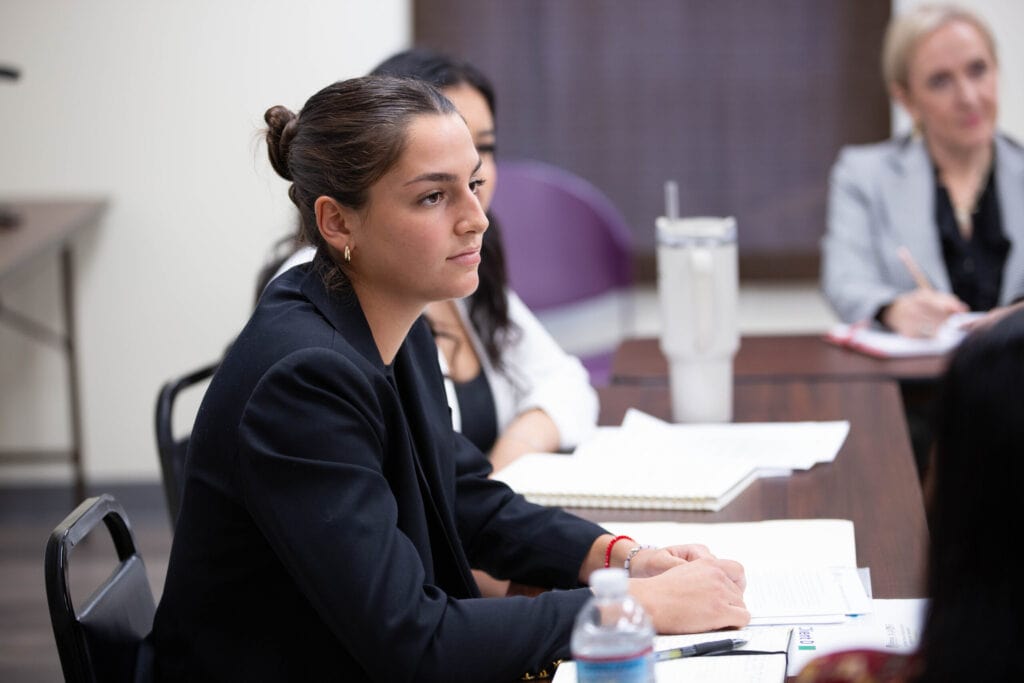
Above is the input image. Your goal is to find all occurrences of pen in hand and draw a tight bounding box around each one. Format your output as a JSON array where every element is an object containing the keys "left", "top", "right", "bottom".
[
  {"left": 897, "top": 246, "right": 933, "bottom": 291},
  {"left": 654, "top": 637, "right": 747, "bottom": 661}
]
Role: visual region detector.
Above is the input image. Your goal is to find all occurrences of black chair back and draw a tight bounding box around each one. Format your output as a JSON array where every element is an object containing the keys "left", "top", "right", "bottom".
[
  {"left": 45, "top": 494, "right": 155, "bottom": 683},
  {"left": 154, "top": 361, "right": 217, "bottom": 528}
]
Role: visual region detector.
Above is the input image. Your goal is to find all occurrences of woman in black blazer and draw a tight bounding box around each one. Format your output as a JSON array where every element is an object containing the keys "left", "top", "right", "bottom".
[{"left": 151, "top": 76, "right": 749, "bottom": 682}]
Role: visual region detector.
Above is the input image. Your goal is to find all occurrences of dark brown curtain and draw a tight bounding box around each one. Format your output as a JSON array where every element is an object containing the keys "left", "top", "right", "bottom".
[{"left": 415, "top": 0, "right": 891, "bottom": 280}]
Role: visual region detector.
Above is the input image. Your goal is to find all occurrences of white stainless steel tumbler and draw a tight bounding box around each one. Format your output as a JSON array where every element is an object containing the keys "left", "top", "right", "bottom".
[{"left": 655, "top": 215, "right": 739, "bottom": 423}]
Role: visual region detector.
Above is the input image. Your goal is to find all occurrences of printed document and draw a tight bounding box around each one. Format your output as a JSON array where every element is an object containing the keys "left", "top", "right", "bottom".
[{"left": 600, "top": 520, "right": 871, "bottom": 624}]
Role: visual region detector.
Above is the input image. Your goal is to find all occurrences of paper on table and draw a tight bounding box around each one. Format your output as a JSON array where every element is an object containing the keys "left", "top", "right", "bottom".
[
  {"left": 599, "top": 520, "right": 871, "bottom": 624},
  {"left": 824, "top": 311, "right": 985, "bottom": 359},
  {"left": 553, "top": 655, "right": 787, "bottom": 683},
  {"left": 786, "top": 598, "right": 928, "bottom": 676},
  {"left": 619, "top": 408, "right": 849, "bottom": 471},
  {"left": 601, "top": 519, "right": 858, "bottom": 569},
  {"left": 745, "top": 567, "right": 873, "bottom": 625},
  {"left": 552, "top": 627, "right": 792, "bottom": 683},
  {"left": 654, "top": 626, "right": 793, "bottom": 655}
]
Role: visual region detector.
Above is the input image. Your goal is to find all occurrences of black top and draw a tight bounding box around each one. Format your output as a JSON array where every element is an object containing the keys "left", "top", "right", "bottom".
[
  {"left": 151, "top": 264, "right": 604, "bottom": 682},
  {"left": 934, "top": 162, "right": 1010, "bottom": 311},
  {"left": 453, "top": 371, "right": 499, "bottom": 453}
]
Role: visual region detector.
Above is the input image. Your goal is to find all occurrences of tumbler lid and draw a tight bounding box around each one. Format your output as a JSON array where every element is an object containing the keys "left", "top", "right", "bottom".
[{"left": 656, "top": 216, "right": 736, "bottom": 247}]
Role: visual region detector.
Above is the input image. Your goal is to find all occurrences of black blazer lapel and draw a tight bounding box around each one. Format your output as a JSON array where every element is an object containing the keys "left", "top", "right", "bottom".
[
  {"left": 298, "top": 272, "right": 386, "bottom": 371},
  {"left": 394, "top": 319, "right": 479, "bottom": 598},
  {"left": 299, "top": 269, "right": 477, "bottom": 596}
]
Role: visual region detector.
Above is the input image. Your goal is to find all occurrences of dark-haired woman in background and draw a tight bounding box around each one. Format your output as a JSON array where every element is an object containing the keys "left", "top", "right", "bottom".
[
  {"left": 797, "top": 306, "right": 1024, "bottom": 682},
  {"left": 260, "top": 48, "right": 597, "bottom": 473},
  {"left": 153, "top": 75, "right": 749, "bottom": 681}
]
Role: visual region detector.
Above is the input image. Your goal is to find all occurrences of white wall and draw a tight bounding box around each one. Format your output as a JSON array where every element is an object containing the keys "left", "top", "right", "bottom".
[
  {"left": 0, "top": 1, "right": 410, "bottom": 482},
  {"left": 892, "top": 0, "right": 1024, "bottom": 139},
  {"left": 3, "top": 1, "right": 1022, "bottom": 487}
]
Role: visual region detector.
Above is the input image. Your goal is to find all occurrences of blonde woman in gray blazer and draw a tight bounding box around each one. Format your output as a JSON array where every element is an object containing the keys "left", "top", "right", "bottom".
[{"left": 822, "top": 4, "right": 1024, "bottom": 337}]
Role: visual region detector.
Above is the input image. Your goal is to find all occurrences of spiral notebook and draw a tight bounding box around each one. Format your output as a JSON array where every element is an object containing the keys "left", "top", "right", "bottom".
[
  {"left": 823, "top": 312, "right": 985, "bottom": 358},
  {"left": 493, "top": 449, "right": 760, "bottom": 511},
  {"left": 493, "top": 412, "right": 849, "bottom": 511}
]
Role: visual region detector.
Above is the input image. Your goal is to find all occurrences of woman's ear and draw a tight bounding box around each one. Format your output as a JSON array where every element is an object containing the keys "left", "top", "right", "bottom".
[{"left": 315, "top": 196, "right": 356, "bottom": 253}]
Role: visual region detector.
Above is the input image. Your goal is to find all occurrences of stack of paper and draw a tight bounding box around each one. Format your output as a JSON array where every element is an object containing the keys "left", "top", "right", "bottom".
[
  {"left": 618, "top": 409, "right": 849, "bottom": 475},
  {"left": 493, "top": 410, "right": 849, "bottom": 511}
]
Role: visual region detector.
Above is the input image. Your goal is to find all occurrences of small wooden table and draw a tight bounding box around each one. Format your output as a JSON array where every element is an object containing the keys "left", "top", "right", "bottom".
[{"left": 1, "top": 198, "right": 107, "bottom": 503}]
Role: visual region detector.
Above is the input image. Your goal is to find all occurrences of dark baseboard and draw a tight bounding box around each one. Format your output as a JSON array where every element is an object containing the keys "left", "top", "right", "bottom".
[{"left": 0, "top": 481, "right": 168, "bottom": 525}]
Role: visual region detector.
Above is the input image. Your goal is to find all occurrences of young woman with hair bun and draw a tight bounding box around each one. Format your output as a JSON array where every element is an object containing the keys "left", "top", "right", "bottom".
[
  {"left": 259, "top": 48, "right": 598, "bottom": 476},
  {"left": 152, "top": 75, "right": 749, "bottom": 682}
]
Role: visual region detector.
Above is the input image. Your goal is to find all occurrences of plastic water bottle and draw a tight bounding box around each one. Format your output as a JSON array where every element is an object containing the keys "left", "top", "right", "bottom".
[{"left": 571, "top": 568, "right": 655, "bottom": 683}]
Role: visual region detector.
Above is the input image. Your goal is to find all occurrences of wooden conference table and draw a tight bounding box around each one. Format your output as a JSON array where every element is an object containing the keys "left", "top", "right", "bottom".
[
  {"left": 522, "top": 378, "right": 928, "bottom": 681},
  {"left": 520, "top": 340, "right": 931, "bottom": 680},
  {"left": 609, "top": 334, "right": 948, "bottom": 385},
  {"left": 573, "top": 379, "right": 929, "bottom": 599}
]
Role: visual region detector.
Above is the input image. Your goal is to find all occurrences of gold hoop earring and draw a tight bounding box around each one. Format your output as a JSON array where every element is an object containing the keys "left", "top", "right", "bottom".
[{"left": 344, "top": 245, "right": 351, "bottom": 263}]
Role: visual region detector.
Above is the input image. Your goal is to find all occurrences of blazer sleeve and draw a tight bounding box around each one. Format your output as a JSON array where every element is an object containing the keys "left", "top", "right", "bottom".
[
  {"left": 449, "top": 429, "right": 607, "bottom": 588},
  {"left": 821, "top": 148, "right": 908, "bottom": 323},
  {"left": 236, "top": 347, "right": 595, "bottom": 682},
  {"left": 486, "top": 291, "right": 599, "bottom": 449}
]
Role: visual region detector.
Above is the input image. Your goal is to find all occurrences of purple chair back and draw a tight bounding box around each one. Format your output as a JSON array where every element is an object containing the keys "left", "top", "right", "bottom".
[
  {"left": 490, "top": 160, "right": 633, "bottom": 311},
  {"left": 490, "top": 160, "right": 634, "bottom": 385}
]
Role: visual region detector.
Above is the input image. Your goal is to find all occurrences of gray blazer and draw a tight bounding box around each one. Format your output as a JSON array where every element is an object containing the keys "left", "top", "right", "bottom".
[{"left": 821, "top": 133, "right": 1024, "bottom": 323}]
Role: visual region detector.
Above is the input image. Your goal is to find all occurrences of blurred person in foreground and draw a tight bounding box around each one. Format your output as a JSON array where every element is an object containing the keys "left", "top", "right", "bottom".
[{"left": 797, "top": 306, "right": 1024, "bottom": 682}]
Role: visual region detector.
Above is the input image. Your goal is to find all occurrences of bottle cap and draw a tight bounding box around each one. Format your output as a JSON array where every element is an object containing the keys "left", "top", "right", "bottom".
[{"left": 589, "top": 567, "right": 629, "bottom": 596}]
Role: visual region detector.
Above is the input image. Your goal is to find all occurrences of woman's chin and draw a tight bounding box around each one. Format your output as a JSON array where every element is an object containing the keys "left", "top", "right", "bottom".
[
  {"left": 445, "top": 274, "right": 481, "bottom": 301},
  {"left": 929, "top": 127, "right": 995, "bottom": 155}
]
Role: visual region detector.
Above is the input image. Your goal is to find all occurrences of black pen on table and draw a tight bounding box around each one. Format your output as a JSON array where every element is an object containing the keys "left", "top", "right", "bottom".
[{"left": 654, "top": 637, "right": 747, "bottom": 661}]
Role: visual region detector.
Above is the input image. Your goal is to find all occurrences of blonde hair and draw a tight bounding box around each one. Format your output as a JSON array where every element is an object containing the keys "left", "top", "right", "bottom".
[{"left": 882, "top": 3, "right": 998, "bottom": 90}]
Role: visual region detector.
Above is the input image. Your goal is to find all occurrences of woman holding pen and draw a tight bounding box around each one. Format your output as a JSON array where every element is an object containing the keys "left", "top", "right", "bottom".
[{"left": 821, "top": 3, "right": 1024, "bottom": 338}]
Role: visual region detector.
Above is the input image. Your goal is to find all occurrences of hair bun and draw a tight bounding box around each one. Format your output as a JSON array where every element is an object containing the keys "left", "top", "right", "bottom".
[{"left": 265, "top": 105, "right": 299, "bottom": 181}]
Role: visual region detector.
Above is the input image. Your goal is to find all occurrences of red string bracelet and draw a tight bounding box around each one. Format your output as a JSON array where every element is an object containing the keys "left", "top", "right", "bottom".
[{"left": 604, "top": 535, "right": 635, "bottom": 568}]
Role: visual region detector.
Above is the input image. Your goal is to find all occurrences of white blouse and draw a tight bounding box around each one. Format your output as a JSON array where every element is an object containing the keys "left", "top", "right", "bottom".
[{"left": 439, "top": 292, "right": 598, "bottom": 451}]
